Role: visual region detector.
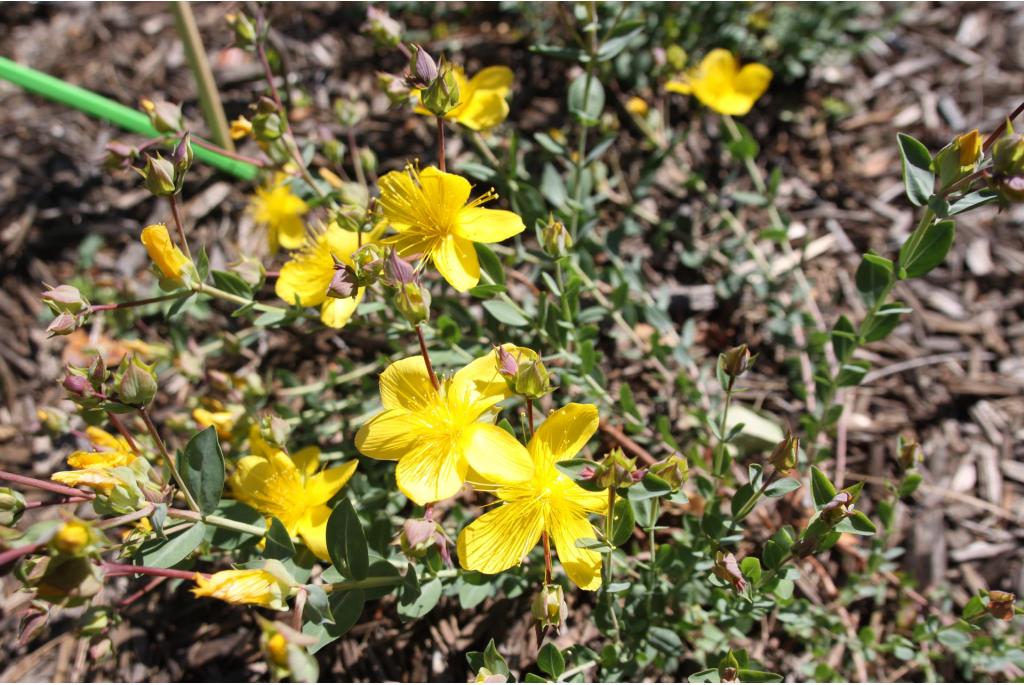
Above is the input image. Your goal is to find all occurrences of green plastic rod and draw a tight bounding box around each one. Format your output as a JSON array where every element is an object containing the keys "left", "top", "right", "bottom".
[{"left": 0, "top": 56, "right": 259, "bottom": 181}]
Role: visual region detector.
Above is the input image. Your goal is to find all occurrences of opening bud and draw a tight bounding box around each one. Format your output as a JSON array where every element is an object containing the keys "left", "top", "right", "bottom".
[
  {"left": 896, "top": 435, "right": 922, "bottom": 471},
  {"left": 171, "top": 131, "right": 194, "bottom": 177},
  {"left": 934, "top": 129, "right": 981, "bottom": 189},
  {"left": 395, "top": 282, "right": 431, "bottom": 326},
  {"left": 768, "top": 432, "right": 799, "bottom": 474},
  {"left": 138, "top": 154, "right": 178, "bottom": 197},
  {"left": 383, "top": 249, "right": 416, "bottom": 286},
  {"left": 104, "top": 141, "right": 137, "bottom": 170},
  {"left": 326, "top": 258, "right": 359, "bottom": 300},
  {"left": 408, "top": 44, "right": 438, "bottom": 88},
  {"left": 419, "top": 56, "right": 461, "bottom": 117},
  {"left": 712, "top": 551, "right": 746, "bottom": 592},
  {"left": 116, "top": 354, "right": 158, "bottom": 407},
  {"left": 51, "top": 520, "right": 95, "bottom": 556},
  {"left": 63, "top": 373, "right": 91, "bottom": 396},
  {"left": 719, "top": 344, "right": 754, "bottom": 380},
  {"left": 990, "top": 126, "right": 1024, "bottom": 204},
  {"left": 140, "top": 99, "right": 184, "bottom": 134},
  {"left": 530, "top": 583, "right": 567, "bottom": 633},
  {"left": 226, "top": 12, "right": 257, "bottom": 49},
  {"left": 540, "top": 214, "right": 573, "bottom": 257},
  {"left": 46, "top": 312, "right": 80, "bottom": 338},
  {"left": 650, "top": 454, "right": 689, "bottom": 491},
  {"left": 987, "top": 591, "right": 1016, "bottom": 621},
  {"left": 42, "top": 284, "right": 86, "bottom": 315}
]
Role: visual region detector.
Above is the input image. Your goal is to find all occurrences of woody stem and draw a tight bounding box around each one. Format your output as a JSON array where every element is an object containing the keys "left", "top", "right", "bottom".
[
  {"left": 436, "top": 115, "right": 446, "bottom": 172},
  {"left": 169, "top": 194, "right": 192, "bottom": 262},
  {"left": 542, "top": 531, "right": 553, "bottom": 585},
  {"left": 415, "top": 324, "right": 440, "bottom": 390}
]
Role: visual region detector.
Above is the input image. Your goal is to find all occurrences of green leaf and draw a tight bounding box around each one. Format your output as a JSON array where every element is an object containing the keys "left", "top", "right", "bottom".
[
  {"left": 306, "top": 589, "right": 365, "bottom": 654},
  {"left": 325, "top": 499, "right": 369, "bottom": 580},
  {"left": 836, "top": 360, "right": 871, "bottom": 387},
  {"left": 648, "top": 626, "right": 684, "bottom": 654},
  {"left": 899, "top": 219, "right": 955, "bottom": 279},
  {"left": 947, "top": 188, "right": 997, "bottom": 216},
  {"left": 475, "top": 243, "right": 505, "bottom": 285},
  {"left": 596, "top": 25, "right": 643, "bottom": 62},
  {"left": 398, "top": 576, "right": 443, "bottom": 620},
  {"left": 483, "top": 638, "right": 510, "bottom": 676},
  {"left": 830, "top": 315, "right": 856, "bottom": 363},
  {"left": 810, "top": 467, "right": 837, "bottom": 509},
  {"left": 855, "top": 253, "right": 893, "bottom": 309},
  {"left": 763, "top": 540, "right": 785, "bottom": 569},
  {"left": 196, "top": 246, "right": 210, "bottom": 281},
  {"left": 568, "top": 74, "right": 605, "bottom": 124},
  {"left": 730, "top": 483, "right": 757, "bottom": 520},
  {"left": 862, "top": 302, "right": 909, "bottom": 343},
  {"left": 739, "top": 556, "right": 762, "bottom": 586},
  {"left": 180, "top": 427, "right": 225, "bottom": 515},
  {"left": 897, "top": 133, "right": 934, "bottom": 206},
  {"left": 736, "top": 669, "right": 783, "bottom": 683},
  {"left": 627, "top": 473, "right": 674, "bottom": 501},
  {"left": 962, "top": 594, "right": 987, "bottom": 620},
  {"left": 211, "top": 270, "right": 253, "bottom": 298},
  {"left": 687, "top": 668, "right": 721, "bottom": 682},
  {"left": 898, "top": 472, "right": 923, "bottom": 498},
  {"left": 540, "top": 163, "right": 568, "bottom": 207},
  {"left": 264, "top": 517, "right": 295, "bottom": 560},
  {"left": 468, "top": 284, "right": 506, "bottom": 299},
  {"left": 611, "top": 498, "right": 635, "bottom": 546},
  {"left": 835, "top": 510, "right": 877, "bottom": 535},
  {"left": 764, "top": 478, "right": 801, "bottom": 498},
  {"left": 537, "top": 643, "right": 565, "bottom": 678},
  {"left": 482, "top": 300, "right": 529, "bottom": 327},
  {"left": 139, "top": 522, "right": 207, "bottom": 568}
]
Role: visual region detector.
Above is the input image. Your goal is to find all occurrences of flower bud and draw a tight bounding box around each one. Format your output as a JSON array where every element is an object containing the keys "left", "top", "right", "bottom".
[
  {"left": 530, "top": 583, "right": 567, "bottom": 633},
  {"left": 378, "top": 72, "right": 411, "bottom": 107},
  {"left": 897, "top": 435, "right": 922, "bottom": 471},
  {"left": 719, "top": 344, "right": 753, "bottom": 380},
  {"left": 42, "top": 284, "right": 86, "bottom": 315},
  {"left": 991, "top": 127, "right": 1024, "bottom": 203},
  {"left": 140, "top": 99, "right": 184, "bottom": 134},
  {"left": 51, "top": 520, "right": 93, "bottom": 555},
  {"left": 171, "top": 131, "right": 194, "bottom": 177},
  {"left": 117, "top": 355, "right": 158, "bottom": 407},
  {"left": 820, "top": 490, "right": 854, "bottom": 525},
  {"left": 139, "top": 154, "right": 177, "bottom": 196},
  {"left": 87, "top": 356, "right": 107, "bottom": 387},
  {"left": 496, "top": 348, "right": 554, "bottom": 400},
  {"left": 260, "top": 414, "right": 292, "bottom": 451},
  {"left": 626, "top": 96, "right": 649, "bottom": 117},
  {"left": 361, "top": 6, "right": 403, "bottom": 49},
  {"left": 63, "top": 373, "right": 90, "bottom": 396},
  {"left": 408, "top": 45, "right": 438, "bottom": 88},
  {"left": 326, "top": 258, "right": 359, "bottom": 300},
  {"left": 666, "top": 45, "right": 687, "bottom": 71},
  {"left": 712, "top": 551, "right": 746, "bottom": 592},
  {"left": 495, "top": 346, "right": 519, "bottom": 378},
  {"left": 352, "top": 243, "right": 386, "bottom": 284},
  {"left": 419, "top": 57, "right": 460, "bottom": 117},
  {"left": 540, "top": 215, "right": 573, "bottom": 257},
  {"left": 47, "top": 312, "right": 79, "bottom": 338},
  {"left": 987, "top": 591, "right": 1016, "bottom": 621},
  {"left": 104, "top": 141, "right": 137, "bottom": 171},
  {"left": 0, "top": 487, "right": 26, "bottom": 526},
  {"left": 253, "top": 111, "right": 284, "bottom": 142},
  {"left": 768, "top": 432, "right": 799, "bottom": 474},
  {"left": 650, "top": 454, "right": 689, "bottom": 491},
  {"left": 395, "top": 282, "right": 431, "bottom": 325},
  {"left": 383, "top": 249, "right": 416, "bottom": 286},
  {"left": 226, "top": 12, "right": 257, "bottom": 49},
  {"left": 591, "top": 447, "right": 637, "bottom": 489},
  {"left": 333, "top": 97, "right": 368, "bottom": 129},
  {"left": 934, "top": 129, "right": 981, "bottom": 189},
  {"left": 399, "top": 518, "right": 451, "bottom": 565},
  {"left": 474, "top": 670, "right": 508, "bottom": 684}
]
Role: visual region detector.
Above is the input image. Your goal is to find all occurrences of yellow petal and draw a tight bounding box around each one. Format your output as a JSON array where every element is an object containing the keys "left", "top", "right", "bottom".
[
  {"left": 295, "top": 505, "right": 332, "bottom": 560},
  {"left": 528, "top": 403, "right": 600, "bottom": 471},
  {"left": 303, "top": 461, "right": 358, "bottom": 507},
  {"left": 548, "top": 504, "right": 602, "bottom": 590},
  {"left": 452, "top": 91, "right": 510, "bottom": 131},
  {"left": 379, "top": 166, "right": 471, "bottom": 234},
  {"left": 666, "top": 79, "right": 692, "bottom": 95},
  {"left": 461, "top": 423, "right": 534, "bottom": 488},
  {"left": 355, "top": 408, "right": 421, "bottom": 461},
  {"left": 141, "top": 224, "right": 190, "bottom": 282},
  {"left": 275, "top": 237, "right": 334, "bottom": 308},
  {"left": 432, "top": 235, "right": 480, "bottom": 292},
  {"left": 455, "top": 207, "right": 525, "bottom": 244},
  {"left": 290, "top": 446, "right": 321, "bottom": 477},
  {"left": 457, "top": 498, "right": 544, "bottom": 574},
  {"left": 66, "top": 450, "right": 134, "bottom": 469},
  {"left": 467, "top": 66, "right": 514, "bottom": 95},
  {"left": 85, "top": 426, "right": 128, "bottom": 452},
  {"left": 395, "top": 440, "right": 468, "bottom": 505},
  {"left": 379, "top": 355, "right": 439, "bottom": 411},
  {"left": 276, "top": 215, "right": 307, "bottom": 250},
  {"left": 447, "top": 345, "right": 517, "bottom": 411},
  {"left": 192, "top": 569, "right": 288, "bottom": 609},
  {"left": 320, "top": 289, "right": 363, "bottom": 329}
]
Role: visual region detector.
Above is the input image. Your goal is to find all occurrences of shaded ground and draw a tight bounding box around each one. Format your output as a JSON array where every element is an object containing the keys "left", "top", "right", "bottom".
[{"left": 0, "top": 2, "right": 1022, "bottom": 681}]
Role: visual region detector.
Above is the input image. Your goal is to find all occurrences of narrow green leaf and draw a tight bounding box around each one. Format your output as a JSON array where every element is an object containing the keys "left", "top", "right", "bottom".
[
  {"left": 764, "top": 478, "right": 801, "bottom": 498},
  {"left": 830, "top": 315, "right": 856, "bottom": 363},
  {"left": 855, "top": 253, "right": 893, "bottom": 309},
  {"left": 180, "top": 427, "right": 225, "bottom": 515},
  {"left": 475, "top": 243, "right": 505, "bottom": 285},
  {"left": 611, "top": 498, "right": 635, "bottom": 546},
  {"left": 862, "top": 303, "right": 909, "bottom": 343}
]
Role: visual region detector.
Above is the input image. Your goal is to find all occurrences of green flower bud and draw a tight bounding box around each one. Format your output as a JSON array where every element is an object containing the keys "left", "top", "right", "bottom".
[
  {"left": 719, "top": 344, "right": 754, "bottom": 380},
  {"left": 395, "top": 282, "right": 431, "bottom": 325},
  {"left": 138, "top": 154, "right": 177, "bottom": 197},
  {"left": 46, "top": 312, "right": 79, "bottom": 338},
  {"left": 171, "top": 131, "right": 194, "bottom": 179},
  {"left": 408, "top": 45, "right": 438, "bottom": 88},
  {"left": 650, "top": 454, "right": 689, "bottom": 491},
  {"left": 540, "top": 215, "right": 573, "bottom": 258},
  {"left": 378, "top": 72, "right": 411, "bottom": 107},
  {"left": 768, "top": 432, "right": 799, "bottom": 474},
  {"left": 592, "top": 447, "right": 638, "bottom": 489},
  {"left": 896, "top": 435, "right": 922, "bottom": 471},
  {"left": 226, "top": 12, "right": 257, "bottom": 49},
  {"left": 530, "top": 583, "right": 567, "bottom": 633},
  {"left": 419, "top": 57, "right": 460, "bottom": 117},
  {"left": 253, "top": 111, "right": 284, "bottom": 142},
  {"left": 0, "top": 487, "right": 26, "bottom": 526},
  {"left": 987, "top": 591, "right": 1016, "bottom": 621},
  {"left": 117, "top": 355, "right": 158, "bottom": 407},
  {"left": 140, "top": 99, "right": 184, "bottom": 134},
  {"left": 333, "top": 97, "right": 368, "bottom": 128},
  {"left": 361, "top": 7, "right": 403, "bottom": 49}
]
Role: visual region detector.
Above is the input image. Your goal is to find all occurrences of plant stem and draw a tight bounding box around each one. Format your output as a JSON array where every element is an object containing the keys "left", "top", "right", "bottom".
[
  {"left": 23, "top": 496, "right": 92, "bottom": 510},
  {"left": 101, "top": 561, "right": 205, "bottom": 581},
  {"left": 292, "top": 586, "right": 307, "bottom": 631},
  {"left": 321, "top": 574, "right": 412, "bottom": 593},
  {"left": 138, "top": 407, "right": 200, "bottom": 513},
  {"left": 0, "top": 469, "right": 93, "bottom": 499},
  {"left": 106, "top": 411, "right": 142, "bottom": 455},
  {"left": 166, "top": 507, "right": 272, "bottom": 539},
  {"left": 542, "top": 530, "right": 553, "bottom": 585},
  {"left": 169, "top": 194, "right": 192, "bottom": 261},
  {"left": 346, "top": 127, "right": 367, "bottom": 187},
  {"left": 194, "top": 283, "right": 296, "bottom": 317},
  {"left": 982, "top": 99, "right": 1024, "bottom": 152},
  {"left": 557, "top": 660, "right": 598, "bottom": 682},
  {"left": 0, "top": 543, "right": 44, "bottom": 567},
  {"left": 90, "top": 291, "right": 189, "bottom": 313},
  {"left": 526, "top": 398, "right": 535, "bottom": 436},
  {"left": 170, "top": 0, "right": 233, "bottom": 150},
  {"left": 602, "top": 485, "right": 621, "bottom": 640},
  {"left": 568, "top": 1, "right": 600, "bottom": 242},
  {"left": 645, "top": 498, "right": 659, "bottom": 616},
  {"left": 716, "top": 375, "right": 736, "bottom": 476},
  {"left": 436, "top": 115, "right": 447, "bottom": 172},
  {"left": 415, "top": 324, "right": 441, "bottom": 391},
  {"left": 96, "top": 505, "right": 155, "bottom": 530},
  {"left": 192, "top": 136, "right": 264, "bottom": 167}
]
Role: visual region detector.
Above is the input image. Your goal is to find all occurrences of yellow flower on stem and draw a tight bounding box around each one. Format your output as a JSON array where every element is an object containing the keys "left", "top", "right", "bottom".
[
  {"left": 666, "top": 48, "right": 773, "bottom": 116},
  {"left": 84, "top": 426, "right": 132, "bottom": 454},
  {"left": 229, "top": 446, "right": 357, "bottom": 561},
  {"left": 66, "top": 449, "right": 135, "bottom": 470},
  {"left": 378, "top": 165, "right": 525, "bottom": 292},
  {"left": 193, "top": 407, "right": 238, "bottom": 439},
  {"left": 457, "top": 403, "right": 607, "bottom": 590},
  {"left": 275, "top": 223, "right": 377, "bottom": 329},
  {"left": 141, "top": 224, "right": 192, "bottom": 285},
  {"left": 230, "top": 115, "right": 253, "bottom": 140},
  {"left": 355, "top": 346, "right": 527, "bottom": 505},
  {"left": 191, "top": 569, "right": 291, "bottom": 610},
  {"left": 250, "top": 174, "right": 310, "bottom": 252},
  {"left": 415, "top": 65, "right": 514, "bottom": 131}
]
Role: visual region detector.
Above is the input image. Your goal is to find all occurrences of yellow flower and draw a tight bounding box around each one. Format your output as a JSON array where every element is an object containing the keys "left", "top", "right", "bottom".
[
  {"left": 958, "top": 129, "right": 981, "bottom": 166},
  {"left": 141, "top": 224, "right": 191, "bottom": 284},
  {"left": 378, "top": 165, "right": 525, "bottom": 292},
  {"left": 229, "top": 446, "right": 357, "bottom": 561},
  {"left": 52, "top": 520, "right": 93, "bottom": 554},
  {"left": 191, "top": 569, "right": 291, "bottom": 610},
  {"left": 415, "top": 65, "right": 513, "bottom": 131},
  {"left": 193, "top": 408, "right": 237, "bottom": 439},
  {"left": 66, "top": 449, "right": 135, "bottom": 469},
  {"left": 626, "top": 96, "right": 649, "bottom": 117},
  {"left": 250, "top": 175, "right": 309, "bottom": 252},
  {"left": 266, "top": 632, "right": 290, "bottom": 666},
  {"left": 51, "top": 469, "right": 123, "bottom": 496},
  {"left": 275, "top": 222, "right": 377, "bottom": 329},
  {"left": 667, "top": 49, "right": 772, "bottom": 116},
  {"left": 230, "top": 115, "right": 253, "bottom": 140},
  {"left": 457, "top": 403, "right": 607, "bottom": 590},
  {"left": 355, "top": 346, "right": 525, "bottom": 505}
]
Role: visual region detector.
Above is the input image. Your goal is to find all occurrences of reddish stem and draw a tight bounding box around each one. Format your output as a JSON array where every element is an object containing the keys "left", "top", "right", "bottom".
[
  {"left": 101, "top": 562, "right": 207, "bottom": 581},
  {"left": 192, "top": 136, "right": 266, "bottom": 168},
  {"left": 169, "top": 194, "right": 192, "bottom": 261},
  {"left": 526, "top": 399, "right": 535, "bottom": 437},
  {"left": 415, "top": 325, "right": 441, "bottom": 391},
  {"left": 436, "top": 116, "right": 447, "bottom": 172},
  {"left": 106, "top": 411, "right": 142, "bottom": 455},
  {"left": 0, "top": 543, "right": 44, "bottom": 568},
  {"left": 0, "top": 470, "right": 94, "bottom": 499},
  {"left": 23, "top": 496, "right": 91, "bottom": 510},
  {"left": 542, "top": 531, "right": 553, "bottom": 585},
  {"left": 983, "top": 100, "right": 1024, "bottom": 152},
  {"left": 90, "top": 292, "right": 185, "bottom": 313},
  {"left": 118, "top": 576, "right": 167, "bottom": 608}
]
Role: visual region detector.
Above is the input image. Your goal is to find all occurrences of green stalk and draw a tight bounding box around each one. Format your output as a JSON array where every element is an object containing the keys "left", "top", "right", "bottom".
[
  {"left": 171, "top": 0, "right": 233, "bottom": 150},
  {"left": 0, "top": 57, "right": 257, "bottom": 180}
]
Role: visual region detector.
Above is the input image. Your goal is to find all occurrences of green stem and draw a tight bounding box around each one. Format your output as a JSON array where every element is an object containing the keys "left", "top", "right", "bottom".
[
  {"left": 170, "top": 0, "right": 233, "bottom": 150},
  {"left": 555, "top": 259, "right": 575, "bottom": 354},
  {"left": 321, "top": 569, "right": 457, "bottom": 593},
  {"left": 169, "top": 194, "right": 192, "bottom": 262},
  {"left": 195, "top": 283, "right": 293, "bottom": 317},
  {"left": 166, "top": 507, "right": 271, "bottom": 539},
  {"left": 644, "top": 498, "right": 659, "bottom": 616},
  {"left": 602, "top": 485, "right": 621, "bottom": 641},
  {"left": 138, "top": 407, "right": 201, "bottom": 513}
]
